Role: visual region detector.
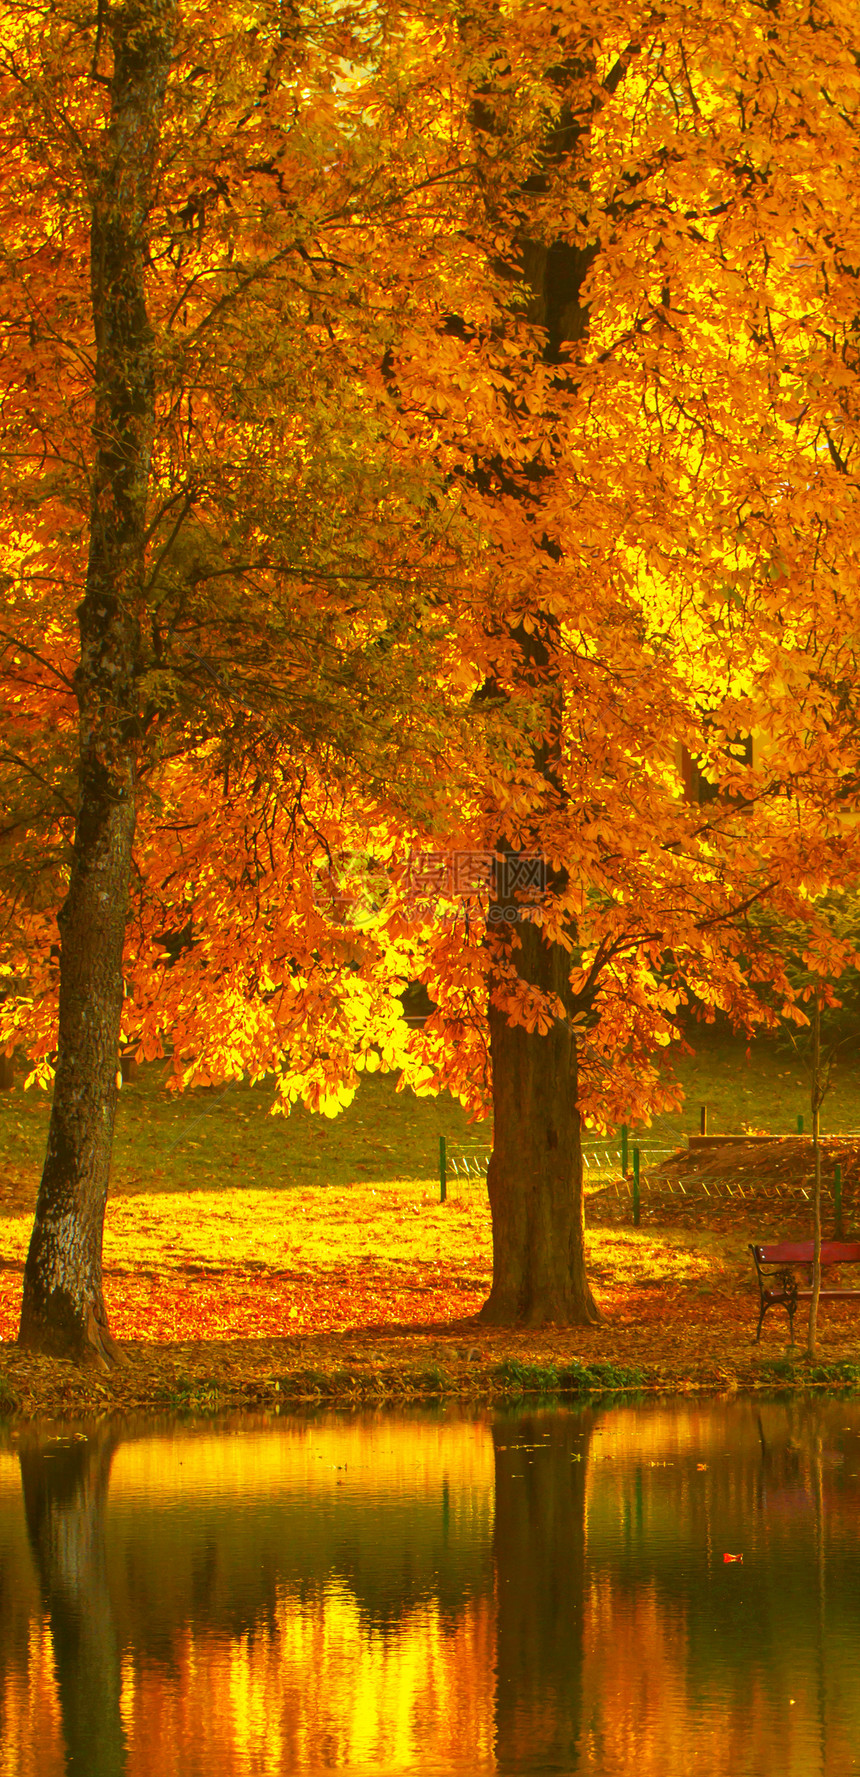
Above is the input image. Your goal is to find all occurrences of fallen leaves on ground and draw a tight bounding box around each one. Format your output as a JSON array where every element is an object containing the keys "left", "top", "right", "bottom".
[
  {"left": 3, "top": 1174, "right": 860, "bottom": 1418},
  {"left": 0, "top": 1177, "right": 734, "bottom": 1343}
]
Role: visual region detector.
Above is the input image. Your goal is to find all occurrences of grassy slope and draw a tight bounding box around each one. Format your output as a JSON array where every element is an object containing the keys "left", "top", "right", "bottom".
[
  {"left": 0, "top": 1061, "right": 485, "bottom": 1204},
  {"left": 2, "top": 1029, "right": 860, "bottom": 1210},
  {"left": 2, "top": 1035, "right": 860, "bottom": 1299},
  {"left": 645, "top": 1029, "right": 860, "bottom": 1146}
]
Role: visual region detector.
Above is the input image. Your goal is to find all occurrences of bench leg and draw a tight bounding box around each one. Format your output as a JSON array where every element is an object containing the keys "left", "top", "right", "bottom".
[
  {"left": 787, "top": 1299, "right": 796, "bottom": 1346},
  {"left": 755, "top": 1302, "right": 766, "bottom": 1343}
]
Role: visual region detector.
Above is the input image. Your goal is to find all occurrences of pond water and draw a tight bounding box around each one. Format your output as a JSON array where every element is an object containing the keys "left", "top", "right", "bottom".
[{"left": 1, "top": 1396, "right": 860, "bottom": 1776}]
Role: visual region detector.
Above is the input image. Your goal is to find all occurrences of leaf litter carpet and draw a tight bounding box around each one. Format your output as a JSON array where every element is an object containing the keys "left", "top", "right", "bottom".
[{"left": 4, "top": 1162, "right": 860, "bottom": 1416}]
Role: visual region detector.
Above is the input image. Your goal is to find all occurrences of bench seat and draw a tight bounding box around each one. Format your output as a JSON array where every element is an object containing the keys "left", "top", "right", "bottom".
[{"left": 750, "top": 1241, "right": 860, "bottom": 1342}]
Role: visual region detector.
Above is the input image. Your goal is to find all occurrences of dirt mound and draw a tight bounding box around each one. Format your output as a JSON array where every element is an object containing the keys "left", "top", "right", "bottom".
[{"left": 658, "top": 1137, "right": 860, "bottom": 1192}]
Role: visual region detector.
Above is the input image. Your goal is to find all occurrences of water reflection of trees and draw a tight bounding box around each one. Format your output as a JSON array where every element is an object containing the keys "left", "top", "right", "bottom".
[
  {"left": 492, "top": 1407, "right": 593, "bottom": 1774},
  {"left": 579, "top": 1399, "right": 860, "bottom": 1775},
  {"left": 19, "top": 1424, "right": 125, "bottom": 1777},
  {"left": 3, "top": 1414, "right": 498, "bottom": 1774},
  {"left": 4, "top": 1402, "right": 860, "bottom": 1775}
]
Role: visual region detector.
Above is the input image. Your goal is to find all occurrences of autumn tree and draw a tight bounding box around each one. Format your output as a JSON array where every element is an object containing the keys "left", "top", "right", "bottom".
[
  {"left": 0, "top": 0, "right": 494, "bottom": 1361},
  {"left": 385, "top": 0, "right": 860, "bottom": 1323},
  {"left": 6, "top": 0, "right": 860, "bottom": 1350},
  {"left": 0, "top": 0, "right": 179, "bottom": 1367}
]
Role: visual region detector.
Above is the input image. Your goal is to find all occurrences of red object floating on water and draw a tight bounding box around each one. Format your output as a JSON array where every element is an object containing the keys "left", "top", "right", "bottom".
[{"left": 723, "top": 1553, "right": 743, "bottom": 1564}]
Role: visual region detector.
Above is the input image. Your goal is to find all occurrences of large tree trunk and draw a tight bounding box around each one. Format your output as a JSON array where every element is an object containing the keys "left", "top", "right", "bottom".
[
  {"left": 18, "top": 2, "right": 174, "bottom": 1364},
  {"left": 482, "top": 913, "right": 599, "bottom": 1326},
  {"left": 469, "top": 41, "right": 605, "bottom": 1327}
]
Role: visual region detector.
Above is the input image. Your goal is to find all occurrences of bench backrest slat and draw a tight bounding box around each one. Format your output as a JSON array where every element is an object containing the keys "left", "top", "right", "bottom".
[{"left": 753, "top": 1242, "right": 860, "bottom": 1265}]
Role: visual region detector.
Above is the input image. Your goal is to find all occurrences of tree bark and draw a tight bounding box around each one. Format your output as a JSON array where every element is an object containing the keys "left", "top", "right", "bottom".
[
  {"left": 482, "top": 914, "right": 599, "bottom": 1325},
  {"left": 18, "top": 2, "right": 174, "bottom": 1364},
  {"left": 464, "top": 35, "right": 611, "bottom": 1326},
  {"left": 481, "top": 229, "right": 600, "bottom": 1316},
  {"left": 808, "top": 990, "right": 823, "bottom": 1359}
]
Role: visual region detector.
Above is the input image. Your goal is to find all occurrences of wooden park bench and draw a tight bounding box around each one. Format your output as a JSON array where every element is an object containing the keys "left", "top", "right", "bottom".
[{"left": 750, "top": 1241, "right": 860, "bottom": 1343}]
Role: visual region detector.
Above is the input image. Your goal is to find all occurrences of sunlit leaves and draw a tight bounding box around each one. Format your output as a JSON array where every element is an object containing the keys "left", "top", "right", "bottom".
[{"left": 3, "top": 0, "right": 860, "bottom": 1140}]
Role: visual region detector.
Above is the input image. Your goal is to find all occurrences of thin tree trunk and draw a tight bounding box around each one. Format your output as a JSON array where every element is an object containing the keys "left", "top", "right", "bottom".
[
  {"left": 808, "top": 990, "right": 822, "bottom": 1359},
  {"left": 18, "top": 2, "right": 174, "bottom": 1364}
]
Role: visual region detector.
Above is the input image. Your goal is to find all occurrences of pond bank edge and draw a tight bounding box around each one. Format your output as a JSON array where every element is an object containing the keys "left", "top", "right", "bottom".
[{"left": 2, "top": 1346, "right": 860, "bottom": 1419}]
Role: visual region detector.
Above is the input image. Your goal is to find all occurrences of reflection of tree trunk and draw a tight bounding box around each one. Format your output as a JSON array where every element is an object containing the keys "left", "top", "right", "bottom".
[
  {"left": 812, "top": 1423, "right": 828, "bottom": 1772},
  {"left": 20, "top": 1426, "right": 125, "bottom": 1777},
  {"left": 492, "top": 1409, "right": 592, "bottom": 1772}
]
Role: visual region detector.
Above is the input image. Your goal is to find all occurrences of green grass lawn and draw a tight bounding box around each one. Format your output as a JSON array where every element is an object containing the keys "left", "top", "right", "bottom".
[
  {"left": 0, "top": 1060, "right": 485, "bottom": 1200},
  {"left": 2, "top": 1029, "right": 860, "bottom": 1204},
  {"left": 644, "top": 1029, "right": 860, "bottom": 1147}
]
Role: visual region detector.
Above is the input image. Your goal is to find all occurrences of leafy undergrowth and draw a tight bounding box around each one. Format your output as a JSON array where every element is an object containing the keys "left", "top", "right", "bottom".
[{"left": 660, "top": 1134, "right": 860, "bottom": 1196}]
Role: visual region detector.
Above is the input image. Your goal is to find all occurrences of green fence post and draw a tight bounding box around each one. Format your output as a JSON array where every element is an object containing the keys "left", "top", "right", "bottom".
[
  {"left": 797, "top": 1114, "right": 804, "bottom": 1134},
  {"left": 700, "top": 1104, "right": 708, "bottom": 1136},
  {"left": 632, "top": 1146, "right": 640, "bottom": 1227},
  {"left": 621, "top": 1124, "right": 629, "bottom": 1177},
  {"left": 439, "top": 1135, "right": 447, "bottom": 1203},
  {"left": 835, "top": 1162, "right": 843, "bottom": 1239}
]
